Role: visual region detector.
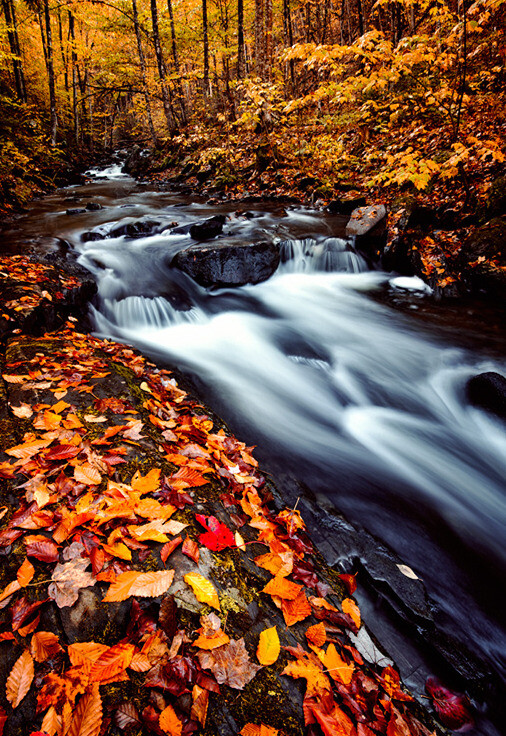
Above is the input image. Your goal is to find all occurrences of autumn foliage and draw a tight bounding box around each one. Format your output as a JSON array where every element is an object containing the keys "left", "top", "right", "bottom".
[{"left": 0, "top": 254, "right": 463, "bottom": 735}]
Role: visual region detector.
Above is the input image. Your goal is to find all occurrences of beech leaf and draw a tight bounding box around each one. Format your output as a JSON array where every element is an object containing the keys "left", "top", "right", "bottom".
[
  {"left": 159, "top": 703, "right": 182, "bottom": 736},
  {"left": 6, "top": 650, "right": 34, "bottom": 708},
  {"left": 184, "top": 572, "right": 220, "bottom": 610},
  {"left": 102, "top": 569, "right": 175, "bottom": 602},
  {"left": 68, "top": 683, "right": 103, "bottom": 736},
  {"left": 31, "top": 631, "right": 63, "bottom": 662},
  {"left": 257, "top": 626, "right": 280, "bottom": 666}
]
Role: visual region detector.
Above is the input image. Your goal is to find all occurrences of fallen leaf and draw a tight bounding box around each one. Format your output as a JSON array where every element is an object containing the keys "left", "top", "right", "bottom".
[
  {"left": 196, "top": 514, "right": 235, "bottom": 551},
  {"left": 6, "top": 650, "right": 34, "bottom": 708},
  {"left": 321, "top": 643, "right": 354, "bottom": 685},
  {"left": 240, "top": 725, "right": 279, "bottom": 736},
  {"left": 74, "top": 463, "right": 102, "bottom": 486},
  {"left": 159, "top": 703, "right": 182, "bottom": 736},
  {"left": 89, "top": 642, "right": 135, "bottom": 682},
  {"left": 103, "top": 569, "right": 175, "bottom": 602},
  {"left": 31, "top": 631, "right": 63, "bottom": 662},
  {"left": 114, "top": 702, "right": 142, "bottom": 730},
  {"left": 306, "top": 622, "right": 327, "bottom": 648},
  {"left": 184, "top": 572, "right": 220, "bottom": 610},
  {"left": 198, "top": 638, "right": 262, "bottom": 689},
  {"left": 191, "top": 684, "right": 209, "bottom": 726},
  {"left": 281, "top": 589, "right": 312, "bottom": 626},
  {"left": 160, "top": 536, "right": 182, "bottom": 563},
  {"left": 262, "top": 576, "right": 302, "bottom": 600},
  {"left": 396, "top": 564, "right": 419, "bottom": 580},
  {"left": 68, "top": 683, "right": 102, "bottom": 736},
  {"left": 11, "top": 404, "right": 33, "bottom": 419},
  {"left": 17, "top": 559, "right": 35, "bottom": 587},
  {"left": 425, "top": 676, "right": 474, "bottom": 730},
  {"left": 257, "top": 626, "right": 280, "bottom": 666},
  {"left": 342, "top": 598, "right": 361, "bottom": 629},
  {"left": 48, "top": 557, "right": 96, "bottom": 608},
  {"left": 182, "top": 537, "right": 200, "bottom": 563}
]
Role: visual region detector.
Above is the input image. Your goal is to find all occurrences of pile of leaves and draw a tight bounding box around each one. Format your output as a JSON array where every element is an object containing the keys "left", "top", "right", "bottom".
[{"left": 0, "top": 254, "right": 473, "bottom": 734}]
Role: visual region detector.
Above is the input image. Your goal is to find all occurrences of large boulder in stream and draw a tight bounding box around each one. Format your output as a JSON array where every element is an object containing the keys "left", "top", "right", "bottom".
[
  {"left": 467, "top": 371, "right": 506, "bottom": 420},
  {"left": 172, "top": 239, "right": 280, "bottom": 287},
  {"left": 345, "top": 204, "right": 387, "bottom": 259}
]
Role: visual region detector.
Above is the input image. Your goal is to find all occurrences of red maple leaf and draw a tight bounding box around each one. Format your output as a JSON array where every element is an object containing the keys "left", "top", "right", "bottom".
[
  {"left": 425, "top": 676, "right": 474, "bottom": 731},
  {"left": 195, "top": 514, "right": 236, "bottom": 552}
]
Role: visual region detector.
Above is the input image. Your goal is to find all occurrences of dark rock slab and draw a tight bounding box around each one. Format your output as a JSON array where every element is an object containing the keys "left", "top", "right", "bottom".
[
  {"left": 66, "top": 208, "right": 87, "bottom": 215},
  {"left": 467, "top": 371, "right": 506, "bottom": 420},
  {"left": 172, "top": 240, "right": 280, "bottom": 288},
  {"left": 327, "top": 196, "right": 366, "bottom": 216},
  {"left": 85, "top": 201, "right": 103, "bottom": 211},
  {"left": 189, "top": 215, "right": 226, "bottom": 241}
]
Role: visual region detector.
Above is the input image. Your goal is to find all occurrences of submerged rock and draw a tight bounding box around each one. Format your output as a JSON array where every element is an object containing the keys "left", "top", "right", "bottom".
[
  {"left": 467, "top": 371, "right": 506, "bottom": 420},
  {"left": 189, "top": 214, "right": 226, "bottom": 241},
  {"left": 172, "top": 239, "right": 280, "bottom": 287}
]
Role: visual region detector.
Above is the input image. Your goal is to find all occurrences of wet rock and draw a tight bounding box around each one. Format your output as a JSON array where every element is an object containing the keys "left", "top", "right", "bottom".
[
  {"left": 85, "top": 201, "right": 103, "bottom": 211},
  {"left": 123, "top": 144, "right": 151, "bottom": 177},
  {"left": 66, "top": 208, "right": 87, "bottom": 215},
  {"left": 189, "top": 214, "right": 226, "bottom": 241},
  {"left": 346, "top": 204, "right": 387, "bottom": 259},
  {"left": 327, "top": 196, "right": 366, "bottom": 216},
  {"left": 458, "top": 216, "right": 506, "bottom": 298},
  {"left": 172, "top": 239, "right": 280, "bottom": 287},
  {"left": 110, "top": 219, "right": 161, "bottom": 239},
  {"left": 59, "top": 587, "right": 130, "bottom": 643},
  {"left": 382, "top": 197, "right": 437, "bottom": 274},
  {"left": 467, "top": 371, "right": 506, "bottom": 420}
]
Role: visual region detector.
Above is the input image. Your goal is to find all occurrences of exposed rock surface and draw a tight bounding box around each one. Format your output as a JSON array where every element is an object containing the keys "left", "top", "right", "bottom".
[
  {"left": 172, "top": 239, "right": 280, "bottom": 287},
  {"left": 189, "top": 215, "right": 226, "bottom": 241},
  {"left": 345, "top": 204, "right": 387, "bottom": 259},
  {"left": 467, "top": 371, "right": 506, "bottom": 420}
]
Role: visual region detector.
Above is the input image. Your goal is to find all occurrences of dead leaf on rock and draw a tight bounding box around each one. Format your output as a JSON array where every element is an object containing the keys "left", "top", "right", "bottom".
[
  {"left": 198, "top": 638, "right": 262, "bottom": 690},
  {"left": 31, "top": 631, "right": 63, "bottom": 662},
  {"left": 103, "top": 569, "right": 175, "bottom": 602},
  {"left": 48, "top": 557, "right": 96, "bottom": 608}
]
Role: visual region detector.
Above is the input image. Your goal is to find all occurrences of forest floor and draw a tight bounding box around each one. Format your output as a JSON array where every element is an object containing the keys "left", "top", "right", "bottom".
[{"left": 0, "top": 253, "right": 464, "bottom": 736}]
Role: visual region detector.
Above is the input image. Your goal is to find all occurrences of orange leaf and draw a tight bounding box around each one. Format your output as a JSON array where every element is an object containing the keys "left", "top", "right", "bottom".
[
  {"left": 74, "top": 463, "right": 102, "bottom": 486},
  {"left": 159, "top": 703, "right": 182, "bottom": 736},
  {"left": 68, "top": 642, "right": 110, "bottom": 674},
  {"left": 68, "top": 683, "right": 102, "bottom": 736},
  {"left": 89, "top": 642, "right": 135, "bottom": 682},
  {"left": 6, "top": 650, "right": 34, "bottom": 708},
  {"left": 240, "top": 725, "right": 279, "bottom": 736},
  {"left": 191, "top": 685, "right": 209, "bottom": 727},
  {"left": 131, "top": 468, "right": 160, "bottom": 494},
  {"left": 182, "top": 537, "right": 200, "bottom": 564},
  {"left": 31, "top": 631, "right": 63, "bottom": 662},
  {"left": 281, "top": 658, "right": 331, "bottom": 697},
  {"left": 254, "top": 552, "right": 292, "bottom": 577},
  {"left": 184, "top": 572, "right": 220, "bottom": 610},
  {"left": 0, "top": 580, "right": 21, "bottom": 606},
  {"left": 40, "top": 705, "right": 60, "bottom": 736},
  {"left": 17, "top": 559, "right": 35, "bottom": 587},
  {"left": 306, "top": 622, "right": 326, "bottom": 648},
  {"left": 102, "top": 569, "right": 175, "bottom": 602},
  {"left": 193, "top": 630, "right": 230, "bottom": 650},
  {"left": 257, "top": 626, "right": 280, "bottom": 666},
  {"left": 342, "top": 598, "right": 361, "bottom": 629},
  {"left": 322, "top": 643, "right": 354, "bottom": 685},
  {"left": 281, "top": 590, "right": 312, "bottom": 626},
  {"left": 262, "top": 576, "right": 302, "bottom": 600}
]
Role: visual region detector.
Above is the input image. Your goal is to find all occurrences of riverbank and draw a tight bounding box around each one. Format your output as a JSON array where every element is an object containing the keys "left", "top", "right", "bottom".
[
  {"left": 0, "top": 253, "right": 453, "bottom": 736},
  {"left": 127, "top": 133, "right": 506, "bottom": 303}
]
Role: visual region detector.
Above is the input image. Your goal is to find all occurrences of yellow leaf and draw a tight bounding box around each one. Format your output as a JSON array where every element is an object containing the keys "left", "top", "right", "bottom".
[
  {"left": 257, "top": 626, "right": 280, "bottom": 665},
  {"left": 103, "top": 570, "right": 175, "bottom": 602},
  {"left": 184, "top": 572, "right": 220, "bottom": 610},
  {"left": 322, "top": 643, "right": 354, "bottom": 685}
]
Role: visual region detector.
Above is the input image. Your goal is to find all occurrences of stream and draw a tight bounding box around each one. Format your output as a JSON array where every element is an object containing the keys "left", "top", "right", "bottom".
[{"left": 2, "top": 164, "right": 505, "bottom": 733}]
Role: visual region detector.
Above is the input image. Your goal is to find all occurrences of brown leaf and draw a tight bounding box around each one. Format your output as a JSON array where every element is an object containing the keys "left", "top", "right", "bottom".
[
  {"left": 160, "top": 536, "right": 182, "bottom": 563},
  {"left": 159, "top": 595, "right": 178, "bottom": 639},
  {"left": 68, "top": 683, "right": 103, "bottom": 736},
  {"left": 48, "top": 557, "right": 96, "bottom": 608},
  {"left": 25, "top": 536, "right": 59, "bottom": 563},
  {"left": 198, "top": 638, "right": 262, "bottom": 690},
  {"left": 182, "top": 537, "right": 200, "bottom": 563},
  {"left": 114, "top": 702, "right": 142, "bottom": 730},
  {"left": 191, "top": 685, "right": 209, "bottom": 727},
  {"left": 6, "top": 650, "right": 34, "bottom": 708}
]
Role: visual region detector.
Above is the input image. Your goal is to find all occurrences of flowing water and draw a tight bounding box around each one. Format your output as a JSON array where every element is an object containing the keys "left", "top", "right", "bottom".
[{"left": 2, "top": 164, "right": 505, "bottom": 732}]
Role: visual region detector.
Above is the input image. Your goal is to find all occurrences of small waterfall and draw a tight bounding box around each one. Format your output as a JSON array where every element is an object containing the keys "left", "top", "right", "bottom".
[{"left": 279, "top": 237, "right": 367, "bottom": 273}]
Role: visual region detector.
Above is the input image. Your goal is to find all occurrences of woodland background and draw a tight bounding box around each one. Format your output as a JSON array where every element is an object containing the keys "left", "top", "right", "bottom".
[{"left": 0, "top": 0, "right": 504, "bottom": 219}]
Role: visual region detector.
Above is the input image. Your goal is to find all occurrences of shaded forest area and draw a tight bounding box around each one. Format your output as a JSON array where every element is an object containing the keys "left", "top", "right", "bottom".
[{"left": 0, "top": 0, "right": 505, "bottom": 291}]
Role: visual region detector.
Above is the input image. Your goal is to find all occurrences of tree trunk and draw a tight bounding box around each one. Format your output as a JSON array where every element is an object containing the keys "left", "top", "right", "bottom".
[
  {"left": 68, "top": 11, "right": 79, "bottom": 144},
  {"left": 265, "top": 0, "right": 273, "bottom": 80},
  {"left": 357, "top": 0, "right": 364, "bottom": 36},
  {"left": 132, "top": 0, "right": 157, "bottom": 143},
  {"left": 283, "top": 0, "right": 295, "bottom": 93},
  {"left": 254, "top": 0, "right": 265, "bottom": 78},
  {"left": 1, "top": 0, "right": 26, "bottom": 102},
  {"left": 237, "top": 0, "right": 245, "bottom": 78},
  {"left": 57, "top": 9, "right": 69, "bottom": 94},
  {"left": 44, "top": 0, "right": 57, "bottom": 144},
  {"left": 202, "top": 0, "right": 209, "bottom": 96},
  {"left": 150, "top": 0, "right": 175, "bottom": 131},
  {"left": 167, "top": 0, "right": 187, "bottom": 123}
]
